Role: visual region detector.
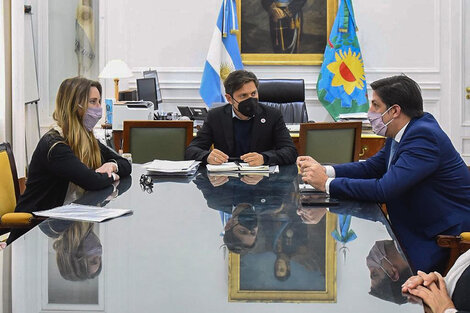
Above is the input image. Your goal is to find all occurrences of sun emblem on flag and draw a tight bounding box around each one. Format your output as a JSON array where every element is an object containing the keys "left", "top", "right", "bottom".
[
  {"left": 327, "top": 48, "right": 365, "bottom": 95},
  {"left": 219, "top": 63, "right": 233, "bottom": 81}
]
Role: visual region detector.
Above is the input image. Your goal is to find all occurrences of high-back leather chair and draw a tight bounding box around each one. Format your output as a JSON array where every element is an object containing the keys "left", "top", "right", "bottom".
[
  {"left": 123, "top": 120, "right": 193, "bottom": 163},
  {"left": 258, "top": 79, "right": 308, "bottom": 123},
  {"left": 0, "top": 142, "right": 37, "bottom": 232},
  {"left": 298, "top": 122, "right": 362, "bottom": 163}
]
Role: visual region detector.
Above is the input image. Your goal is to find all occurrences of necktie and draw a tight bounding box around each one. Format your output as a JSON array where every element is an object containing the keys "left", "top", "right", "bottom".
[{"left": 388, "top": 139, "right": 398, "bottom": 170}]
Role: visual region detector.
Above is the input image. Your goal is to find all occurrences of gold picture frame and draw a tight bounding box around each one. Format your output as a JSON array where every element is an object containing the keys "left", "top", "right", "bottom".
[
  {"left": 228, "top": 212, "right": 337, "bottom": 302},
  {"left": 237, "top": 0, "right": 338, "bottom": 65}
]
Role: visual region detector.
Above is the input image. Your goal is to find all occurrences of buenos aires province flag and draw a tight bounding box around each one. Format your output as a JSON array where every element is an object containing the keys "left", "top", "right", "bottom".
[
  {"left": 200, "top": 0, "right": 243, "bottom": 107},
  {"left": 317, "top": 0, "right": 368, "bottom": 121}
]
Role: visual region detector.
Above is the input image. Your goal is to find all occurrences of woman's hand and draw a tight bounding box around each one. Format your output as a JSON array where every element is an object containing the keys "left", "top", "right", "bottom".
[
  {"left": 402, "top": 270, "right": 439, "bottom": 293},
  {"left": 407, "top": 272, "right": 455, "bottom": 313},
  {"left": 96, "top": 162, "right": 117, "bottom": 177}
]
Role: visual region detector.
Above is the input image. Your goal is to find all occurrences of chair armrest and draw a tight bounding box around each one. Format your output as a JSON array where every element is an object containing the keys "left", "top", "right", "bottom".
[
  {"left": 1, "top": 212, "right": 34, "bottom": 227},
  {"left": 461, "top": 232, "right": 470, "bottom": 241}
]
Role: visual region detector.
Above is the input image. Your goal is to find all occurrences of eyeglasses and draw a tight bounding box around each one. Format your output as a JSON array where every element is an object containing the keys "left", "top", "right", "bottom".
[{"left": 140, "top": 174, "right": 153, "bottom": 193}]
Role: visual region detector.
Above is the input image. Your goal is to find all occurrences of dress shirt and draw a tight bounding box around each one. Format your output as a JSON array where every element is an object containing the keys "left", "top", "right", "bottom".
[
  {"left": 323, "top": 122, "right": 409, "bottom": 194},
  {"left": 231, "top": 107, "right": 252, "bottom": 120}
]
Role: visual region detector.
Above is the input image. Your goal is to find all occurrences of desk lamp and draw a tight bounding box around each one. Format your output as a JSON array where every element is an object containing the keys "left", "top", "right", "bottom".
[{"left": 98, "top": 59, "right": 133, "bottom": 100}]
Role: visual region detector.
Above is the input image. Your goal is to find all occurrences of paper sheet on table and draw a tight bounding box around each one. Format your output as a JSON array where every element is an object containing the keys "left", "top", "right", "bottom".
[
  {"left": 33, "top": 203, "right": 132, "bottom": 222},
  {"left": 143, "top": 160, "right": 200, "bottom": 176},
  {"left": 206, "top": 162, "right": 273, "bottom": 173}
]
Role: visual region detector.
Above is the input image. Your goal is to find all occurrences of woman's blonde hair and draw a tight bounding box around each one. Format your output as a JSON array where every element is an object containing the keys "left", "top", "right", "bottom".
[
  {"left": 53, "top": 77, "right": 102, "bottom": 169},
  {"left": 53, "top": 222, "right": 102, "bottom": 281}
]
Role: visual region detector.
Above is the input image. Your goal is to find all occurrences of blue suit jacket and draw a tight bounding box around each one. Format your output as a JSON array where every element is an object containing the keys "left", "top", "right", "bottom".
[{"left": 330, "top": 113, "right": 470, "bottom": 272}]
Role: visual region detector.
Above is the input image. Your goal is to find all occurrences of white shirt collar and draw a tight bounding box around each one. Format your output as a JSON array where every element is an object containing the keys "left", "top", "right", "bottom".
[
  {"left": 231, "top": 106, "right": 252, "bottom": 120},
  {"left": 394, "top": 122, "right": 409, "bottom": 143}
]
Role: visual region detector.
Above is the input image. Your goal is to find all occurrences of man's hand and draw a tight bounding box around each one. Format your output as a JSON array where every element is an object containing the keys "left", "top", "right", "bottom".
[
  {"left": 407, "top": 272, "right": 455, "bottom": 313},
  {"left": 208, "top": 174, "right": 229, "bottom": 187},
  {"left": 241, "top": 174, "right": 264, "bottom": 185},
  {"left": 298, "top": 158, "right": 327, "bottom": 192},
  {"left": 296, "top": 156, "right": 320, "bottom": 167},
  {"left": 96, "top": 162, "right": 117, "bottom": 177},
  {"left": 207, "top": 149, "right": 229, "bottom": 165},
  {"left": 241, "top": 152, "right": 264, "bottom": 166},
  {"left": 297, "top": 207, "right": 327, "bottom": 224}
]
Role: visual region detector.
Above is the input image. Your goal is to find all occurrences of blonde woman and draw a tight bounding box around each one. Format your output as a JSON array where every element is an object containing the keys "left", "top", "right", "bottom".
[{"left": 14, "top": 77, "right": 131, "bottom": 214}]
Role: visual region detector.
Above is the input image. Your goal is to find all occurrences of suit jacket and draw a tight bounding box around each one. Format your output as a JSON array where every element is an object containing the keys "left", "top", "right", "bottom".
[
  {"left": 184, "top": 103, "right": 297, "bottom": 165},
  {"left": 452, "top": 264, "right": 470, "bottom": 313},
  {"left": 329, "top": 113, "right": 470, "bottom": 273}
]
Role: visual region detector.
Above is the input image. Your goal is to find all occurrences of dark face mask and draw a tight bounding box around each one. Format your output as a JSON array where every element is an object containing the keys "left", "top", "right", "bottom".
[
  {"left": 234, "top": 97, "right": 258, "bottom": 118},
  {"left": 237, "top": 207, "right": 258, "bottom": 230}
]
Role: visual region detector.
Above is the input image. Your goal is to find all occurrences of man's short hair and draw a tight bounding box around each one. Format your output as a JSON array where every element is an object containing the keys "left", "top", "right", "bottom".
[
  {"left": 224, "top": 70, "right": 259, "bottom": 96},
  {"left": 370, "top": 75, "right": 424, "bottom": 119},
  {"left": 223, "top": 228, "right": 256, "bottom": 254}
]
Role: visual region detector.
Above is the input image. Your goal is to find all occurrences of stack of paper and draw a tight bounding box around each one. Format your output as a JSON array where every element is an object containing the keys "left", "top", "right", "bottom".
[
  {"left": 33, "top": 203, "right": 132, "bottom": 223},
  {"left": 143, "top": 160, "right": 200, "bottom": 176},
  {"left": 207, "top": 162, "right": 278, "bottom": 174},
  {"left": 337, "top": 112, "right": 371, "bottom": 132}
]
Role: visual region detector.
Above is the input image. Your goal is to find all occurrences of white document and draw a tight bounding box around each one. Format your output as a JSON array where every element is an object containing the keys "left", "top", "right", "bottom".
[
  {"left": 33, "top": 203, "right": 132, "bottom": 223},
  {"left": 144, "top": 160, "right": 197, "bottom": 171},
  {"left": 206, "top": 162, "right": 271, "bottom": 173},
  {"left": 144, "top": 160, "right": 200, "bottom": 175},
  {"left": 206, "top": 162, "right": 241, "bottom": 172},
  {"left": 338, "top": 112, "right": 368, "bottom": 119}
]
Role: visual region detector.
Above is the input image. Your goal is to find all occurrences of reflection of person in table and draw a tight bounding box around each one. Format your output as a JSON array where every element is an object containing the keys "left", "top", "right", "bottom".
[
  {"left": 224, "top": 203, "right": 259, "bottom": 254},
  {"left": 261, "top": 0, "right": 307, "bottom": 53},
  {"left": 40, "top": 221, "right": 103, "bottom": 281},
  {"left": 366, "top": 239, "right": 413, "bottom": 304}
]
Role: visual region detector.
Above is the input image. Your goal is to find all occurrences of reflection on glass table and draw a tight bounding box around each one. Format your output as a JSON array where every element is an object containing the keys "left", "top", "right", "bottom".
[
  {"left": 40, "top": 220, "right": 103, "bottom": 308},
  {"left": 2, "top": 164, "right": 424, "bottom": 312}
]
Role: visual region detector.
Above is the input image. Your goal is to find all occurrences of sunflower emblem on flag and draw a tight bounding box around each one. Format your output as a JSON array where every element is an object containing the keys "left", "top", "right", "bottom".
[{"left": 327, "top": 48, "right": 365, "bottom": 95}]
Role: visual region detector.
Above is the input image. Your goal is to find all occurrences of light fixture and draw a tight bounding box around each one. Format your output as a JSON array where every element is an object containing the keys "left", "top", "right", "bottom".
[{"left": 98, "top": 59, "right": 133, "bottom": 100}]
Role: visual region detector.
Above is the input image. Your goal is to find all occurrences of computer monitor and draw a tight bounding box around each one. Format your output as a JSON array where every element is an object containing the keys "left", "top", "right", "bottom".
[
  {"left": 143, "top": 70, "right": 162, "bottom": 104},
  {"left": 137, "top": 77, "right": 158, "bottom": 110}
]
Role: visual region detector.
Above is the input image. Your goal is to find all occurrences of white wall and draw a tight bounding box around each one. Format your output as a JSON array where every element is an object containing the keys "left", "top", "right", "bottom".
[
  {"left": 0, "top": 0, "right": 7, "bottom": 143},
  {"left": 96, "top": 0, "right": 451, "bottom": 130},
  {"left": 28, "top": 0, "right": 463, "bottom": 149}
]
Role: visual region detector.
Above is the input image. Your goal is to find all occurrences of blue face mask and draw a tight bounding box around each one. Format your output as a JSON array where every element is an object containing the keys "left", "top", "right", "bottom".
[{"left": 83, "top": 107, "right": 102, "bottom": 131}]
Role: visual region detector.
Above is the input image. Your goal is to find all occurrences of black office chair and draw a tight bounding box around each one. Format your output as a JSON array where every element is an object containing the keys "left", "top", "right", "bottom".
[{"left": 258, "top": 79, "right": 308, "bottom": 123}]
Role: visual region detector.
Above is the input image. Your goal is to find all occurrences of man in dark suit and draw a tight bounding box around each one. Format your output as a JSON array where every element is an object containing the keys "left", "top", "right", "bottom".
[
  {"left": 185, "top": 70, "right": 297, "bottom": 166},
  {"left": 298, "top": 75, "right": 470, "bottom": 273}
]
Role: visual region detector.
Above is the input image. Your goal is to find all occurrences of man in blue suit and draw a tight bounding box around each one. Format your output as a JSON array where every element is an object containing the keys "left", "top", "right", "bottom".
[{"left": 298, "top": 75, "right": 470, "bottom": 273}]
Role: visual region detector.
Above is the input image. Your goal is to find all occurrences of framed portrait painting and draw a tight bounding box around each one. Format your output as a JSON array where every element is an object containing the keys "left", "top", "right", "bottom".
[
  {"left": 237, "top": 0, "right": 338, "bottom": 65},
  {"left": 228, "top": 212, "right": 337, "bottom": 302}
]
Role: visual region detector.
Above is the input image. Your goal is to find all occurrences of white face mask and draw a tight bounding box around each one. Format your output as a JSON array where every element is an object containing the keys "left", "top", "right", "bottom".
[{"left": 367, "top": 105, "right": 396, "bottom": 136}]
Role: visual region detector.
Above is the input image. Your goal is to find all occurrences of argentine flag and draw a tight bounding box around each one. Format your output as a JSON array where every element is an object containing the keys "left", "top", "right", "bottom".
[{"left": 200, "top": 0, "right": 243, "bottom": 107}]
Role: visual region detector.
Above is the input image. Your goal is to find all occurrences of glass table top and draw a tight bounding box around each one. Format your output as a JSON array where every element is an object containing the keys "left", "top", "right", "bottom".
[{"left": 1, "top": 164, "right": 423, "bottom": 312}]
